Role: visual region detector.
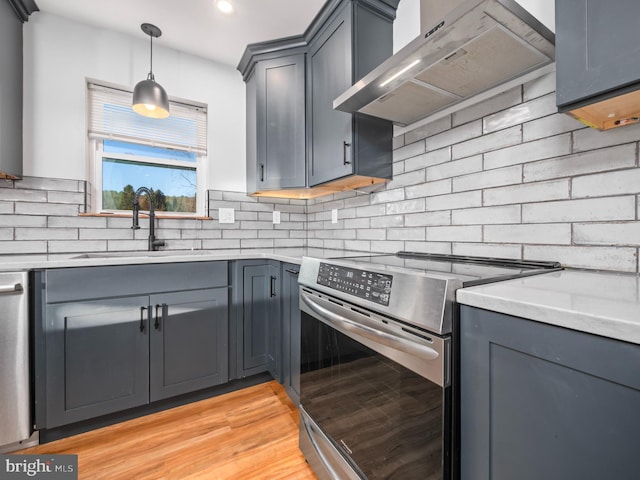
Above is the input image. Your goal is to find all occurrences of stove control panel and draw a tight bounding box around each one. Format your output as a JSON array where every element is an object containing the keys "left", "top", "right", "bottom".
[{"left": 317, "top": 262, "right": 393, "bottom": 306}]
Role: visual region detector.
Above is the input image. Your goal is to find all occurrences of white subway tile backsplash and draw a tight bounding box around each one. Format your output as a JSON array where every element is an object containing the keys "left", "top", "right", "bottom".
[
  {"left": 427, "top": 225, "right": 482, "bottom": 242},
  {"left": 371, "top": 215, "right": 403, "bottom": 228},
  {"left": 371, "top": 188, "right": 405, "bottom": 205},
  {"left": 524, "top": 245, "right": 638, "bottom": 272},
  {"left": 404, "top": 148, "right": 452, "bottom": 173},
  {"left": 452, "top": 125, "right": 521, "bottom": 159},
  {"left": 452, "top": 242, "right": 522, "bottom": 259},
  {"left": 78, "top": 228, "right": 129, "bottom": 240},
  {"left": 15, "top": 202, "right": 79, "bottom": 216},
  {"left": 427, "top": 155, "right": 483, "bottom": 181},
  {"left": 16, "top": 177, "right": 82, "bottom": 192},
  {"left": 485, "top": 223, "right": 571, "bottom": 245},
  {"left": 241, "top": 239, "right": 274, "bottom": 249},
  {"left": 1, "top": 215, "right": 47, "bottom": 229},
  {"left": 522, "top": 197, "right": 636, "bottom": 223},
  {"left": 453, "top": 86, "right": 522, "bottom": 127},
  {"left": 405, "top": 211, "right": 451, "bottom": 226},
  {"left": 180, "top": 229, "right": 223, "bottom": 240},
  {"left": 393, "top": 140, "right": 426, "bottom": 161},
  {"left": 357, "top": 229, "right": 387, "bottom": 240},
  {"left": 524, "top": 144, "right": 636, "bottom": 182},
  {"left": 0, "top": 241, "right": 47, "bottom": 254},
  {"left": 405, "top": 179, "right": 452, "bottom": 199},
  {"left": 451, "top": 205, "right": 521, "bottom": 225},
  {"left": 427, "top": 191, "right": 482, "bottom": 211},
  {"left": 371, "top": 240, "right": 404, "bottom": 253},
  {"left": 0, "top": 203, "right": 13, "bottom": 214},
  {"left": 344, "top": 240, "right": 371, "bottom": 252},
  {"left": 387, "top": 227, "right": 426, "bottom": 241},
  {"left": 0, "top": 229, "right": 12, "bottom": 240},
  {"left": 392, "top": 134, "right": 405, "bottom": 150},
  {"left": 572, "top": 169, "right": 640, "bottom": 198},
  {"left": 386, "top": 198, "right": 425, "bottom": 214},
  {"left": 49, "top": 216, "right": 106, "bottom": 228},
  {"left": 47, "top": 191, "right": 85, "bottom": 204},
  {"left": 484, "top": 179, "right": 570, "bottom": 206},
  {"left": 386, "top": 169, "right": 426, "bottom": 189},
  {"left": 426, "top": 121, "right": 482, "bottom": 153},
  {"left": 404, "top": 116, "right": 452, "bottom": 144},
  {"left": 484, "top": 134, "right": 572, "bottom": 170},
  {"left": 452, "top": 165, "right": 522, "bottom": 192},
  {"left": 523, "top": 72, "right": 556, "bottom": 101},
  {"left": 404, "top": 241, "right": 451, "bottom": 254},
  {"left": 0, "top": 189, "right": 47, "bottom": 203},
  {"left": 483, "top": 93, "right": 556, "bottom": 134},
  {"left": 523, "top": 113, "right": 584, "bottom": 142},
  {"left": 573, "top": 122, "right": 640, "bottom": 153},
  {"left": 574, "top": 222, "right": 640, "bottom": 246},
  {"left": 357, "top": 204, "right": 387, "bottom": 218},
  {"left": 48, "top": 240, "right": 107, "bottom": 253}
]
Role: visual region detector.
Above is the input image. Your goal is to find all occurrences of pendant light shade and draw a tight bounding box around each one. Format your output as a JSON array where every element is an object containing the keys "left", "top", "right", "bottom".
[{"left": 132, "top": 23, "right": 170, "bottom": 119}]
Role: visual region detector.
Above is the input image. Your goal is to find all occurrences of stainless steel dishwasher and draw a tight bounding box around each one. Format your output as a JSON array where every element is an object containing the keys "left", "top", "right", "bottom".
[{"left": 0, "top": 271, "right": 31, "bottom": 450}]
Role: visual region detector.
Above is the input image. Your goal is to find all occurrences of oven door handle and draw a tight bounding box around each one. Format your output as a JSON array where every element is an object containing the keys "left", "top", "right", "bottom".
[{"left": 301, "top": 292, "right": 439, "bottom": 361}]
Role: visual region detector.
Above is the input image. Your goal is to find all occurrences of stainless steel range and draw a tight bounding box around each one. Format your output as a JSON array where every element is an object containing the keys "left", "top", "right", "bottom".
[{"left": 298, "top": 252, "right": 560, "bottom": 480}]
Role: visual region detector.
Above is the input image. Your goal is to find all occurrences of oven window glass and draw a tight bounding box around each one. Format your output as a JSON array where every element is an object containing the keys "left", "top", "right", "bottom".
[{"left": 300, "top": 311, "right": 447, "bottom": 479}]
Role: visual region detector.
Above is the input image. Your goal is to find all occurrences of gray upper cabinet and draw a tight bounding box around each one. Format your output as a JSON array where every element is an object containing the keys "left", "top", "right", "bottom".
[
  {"left": 307, "top": 0, "right": 395, "bottom": 187},
  {"left": 238, "top": 0, "right": 397, "bottom": 198},
  {"left": 0, "top": 0, "right": 35, "bottom": 179},
  {"left": 460, "top": 306, "right": 640, "bottom": 480},
  {"left": 555, "top": 0, "right": 640, "bottom": 128},
  {"left": 307, "top": 5, "right": 352, "bottom": 186},
  {"left": 254, "top": 54, "right": 306, "bottom": 190}
]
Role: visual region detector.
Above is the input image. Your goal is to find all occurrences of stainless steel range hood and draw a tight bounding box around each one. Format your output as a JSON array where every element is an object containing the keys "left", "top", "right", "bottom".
[{"left": 334, "top": 0, "right": 555, "bottom": 127}]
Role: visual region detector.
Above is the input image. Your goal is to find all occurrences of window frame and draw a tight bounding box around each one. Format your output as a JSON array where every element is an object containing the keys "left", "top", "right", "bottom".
[{"left": 87, "top": 81, "right": 208, "bottom": 217}]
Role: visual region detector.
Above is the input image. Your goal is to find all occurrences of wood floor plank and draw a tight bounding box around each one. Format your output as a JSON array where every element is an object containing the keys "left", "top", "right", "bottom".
[{"left": 18, "top": 381, "right": 317, "bottom": 480}]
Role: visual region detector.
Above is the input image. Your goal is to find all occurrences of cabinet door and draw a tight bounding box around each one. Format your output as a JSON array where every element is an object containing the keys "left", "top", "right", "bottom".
[
  {"left": 281, "top": 264, "right": 301, "bottom": 405},
  {"left": 256, "top": 54, "right": 306, "bottom": 190},
  {"left": 307, "top": 5, "right": 354, "bottom": 186},
  {"left": 238, "top": 264, "right": 280, "bottom": 378},
  {"left": 460, "top": 306, "right": 640, "bottom": 480},
  {"left": 44, "top": 296, "right": 149, "bottom": 428},
  {"left": 149, "top": 288, "right": 229, "bottom": 401},
  {"left": 556, "top": 0, "right": 640, "bottom": 108}
]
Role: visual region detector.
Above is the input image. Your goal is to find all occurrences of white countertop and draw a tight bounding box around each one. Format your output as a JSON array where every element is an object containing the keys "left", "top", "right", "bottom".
[
  {"left": 0, "top": 247, "right": 372, "bottom": 272},
  {"left": 457, "top": 269, "right": 640, "bottom": 345}
]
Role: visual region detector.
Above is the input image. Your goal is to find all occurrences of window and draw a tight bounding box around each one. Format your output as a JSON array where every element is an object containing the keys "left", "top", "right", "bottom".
[{"left": 88, "top": 82, "right": 208, "bottom": 216}]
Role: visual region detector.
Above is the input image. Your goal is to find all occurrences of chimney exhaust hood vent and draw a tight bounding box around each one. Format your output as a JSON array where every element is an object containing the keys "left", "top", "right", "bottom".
[{"left": 333, "top": 0, "right": 555, "bottom": 128}]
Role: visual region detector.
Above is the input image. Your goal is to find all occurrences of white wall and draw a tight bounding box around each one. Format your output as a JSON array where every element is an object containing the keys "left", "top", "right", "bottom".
[
  {"left": 518, "top": 0, "right": 555, "bottom": 32},
  {"left": 22, "top": 12, "right": 247, "bottom": 192},
  {"left": 393, "top": 0, "right": 421, "bottom": 53}
]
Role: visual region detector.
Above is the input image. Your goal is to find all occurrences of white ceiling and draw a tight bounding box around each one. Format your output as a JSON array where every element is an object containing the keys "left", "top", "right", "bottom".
[{"left": 34, "top": 0, "right": 327, "bottom": 68}]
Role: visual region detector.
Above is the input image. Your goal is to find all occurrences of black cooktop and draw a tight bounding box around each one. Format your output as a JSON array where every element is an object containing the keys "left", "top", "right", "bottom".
[{"left": 331, "top": 251, "right": 561, "bottom": 287}]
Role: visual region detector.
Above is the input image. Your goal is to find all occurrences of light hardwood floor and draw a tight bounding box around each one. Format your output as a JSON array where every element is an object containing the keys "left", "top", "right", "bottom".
[{"left": 19, "top": 381, "right": 317, "bottom": 480}]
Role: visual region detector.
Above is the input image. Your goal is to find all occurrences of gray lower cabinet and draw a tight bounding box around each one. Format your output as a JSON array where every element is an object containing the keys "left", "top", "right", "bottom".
[
  {"left": 149, "top": 288, "right": 228, "bottom": 401},
  {"left": 36, "top": 262, "right": 229, "bottom": 429},
  {"left": 556, "top": 0, "right": 640, "bottom": 111},
  {"left": 231, "top": 261, "right": 281, "bottom": 380},
  {"left": 280, "top": 263, "right": 301, "bottom": 405},
  {"left": 44, "top": 296, "right": 151, "bottom": 429},
  {"left": 460, "top": 305, "right": 640, "bottom": 480}
]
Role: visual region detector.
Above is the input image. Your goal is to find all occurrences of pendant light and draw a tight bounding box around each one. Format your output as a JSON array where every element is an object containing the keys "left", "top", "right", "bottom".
[{"left": 132, "top": 23, "right": 170, "bottom": 119}]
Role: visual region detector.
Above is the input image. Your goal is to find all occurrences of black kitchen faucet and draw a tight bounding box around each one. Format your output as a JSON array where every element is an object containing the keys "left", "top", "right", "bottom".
[{"left": 131, "top": 186, "right": 166, "bottom": 251}]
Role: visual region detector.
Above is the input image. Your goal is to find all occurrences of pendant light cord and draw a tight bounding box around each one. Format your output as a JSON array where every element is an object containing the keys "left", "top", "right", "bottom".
[{"left": 148, "top": 33, "right": 154, "bottom": 81}]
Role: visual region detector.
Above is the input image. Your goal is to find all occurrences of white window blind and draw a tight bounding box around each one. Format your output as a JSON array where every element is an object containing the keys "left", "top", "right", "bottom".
[{"left": 88, "top": 82, "right": 208, "bottom": 155}]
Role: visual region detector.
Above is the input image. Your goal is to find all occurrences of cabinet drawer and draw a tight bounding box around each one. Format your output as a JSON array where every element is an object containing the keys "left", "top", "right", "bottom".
[{"left": 45, "top": 261, "right": 228, "bottom": 303}]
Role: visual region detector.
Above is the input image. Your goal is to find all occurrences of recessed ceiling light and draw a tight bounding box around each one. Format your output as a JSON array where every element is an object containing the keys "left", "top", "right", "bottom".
[{"left": 216, "top": 0, "right": 234, "bottom": 14}]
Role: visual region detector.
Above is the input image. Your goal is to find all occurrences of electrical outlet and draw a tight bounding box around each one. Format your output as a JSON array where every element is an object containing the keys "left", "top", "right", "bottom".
[
  {"left": 273, "top": 211, "right": 281, "bottom": 224},
  {"left": 218, "top": 208, "right": 235, "bottom": 224},
  {"left": 331, "top": 209, "right": 338, "bottom": 224}
]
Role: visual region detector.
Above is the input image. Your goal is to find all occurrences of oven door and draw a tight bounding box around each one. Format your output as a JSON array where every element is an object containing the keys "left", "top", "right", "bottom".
[{"left": 299, "top": 287, "right": 451, "bottom": 480}]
